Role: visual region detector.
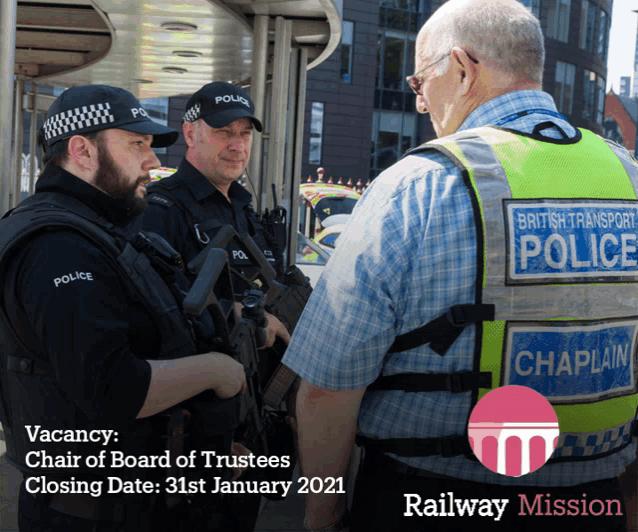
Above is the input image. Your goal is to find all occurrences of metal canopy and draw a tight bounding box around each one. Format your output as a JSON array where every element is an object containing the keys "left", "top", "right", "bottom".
[
  {"left": 20, "top": 0, "right": 341, "bottom": 98},
  {"left": 2, "top": 0, "right": 339, "bottom": 244},
  {"left": 15, "top": 0, "right": 112, "bottom": 80}
]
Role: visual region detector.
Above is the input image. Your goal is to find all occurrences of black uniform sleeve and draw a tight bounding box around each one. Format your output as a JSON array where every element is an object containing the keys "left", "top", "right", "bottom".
[{"left": 7, "top": 230, "right": 152, "bottom": 424}]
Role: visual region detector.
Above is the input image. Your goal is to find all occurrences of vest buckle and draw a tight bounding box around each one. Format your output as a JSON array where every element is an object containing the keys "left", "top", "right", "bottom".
[
  {"left": 446, "top": 305, "right": 467, "bottom": 327},
  {"left": 446, "top": 373, "right": 465, "bottom": 393}
]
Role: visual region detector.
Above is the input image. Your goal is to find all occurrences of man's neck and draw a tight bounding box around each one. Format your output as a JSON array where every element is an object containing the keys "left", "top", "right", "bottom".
[
  {"left": 461, "top": 80, "right": 542, "bottom": 128},
  {"left": 185, "top": 154, "right": 232, "bottom": 203}
]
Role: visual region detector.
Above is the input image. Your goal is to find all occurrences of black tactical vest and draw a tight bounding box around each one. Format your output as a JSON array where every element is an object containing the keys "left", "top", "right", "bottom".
[
  {"left": 147, "top": 178, "right": 283, "bottom": 282},
  {"left": 0, "top": 192, "right": 241, "bottom": 479}
]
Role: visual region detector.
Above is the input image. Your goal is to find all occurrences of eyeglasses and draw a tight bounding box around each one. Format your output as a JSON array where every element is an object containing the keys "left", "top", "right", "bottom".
[{"left": 406, "top": 51, "right": 479, "bottom": 95}]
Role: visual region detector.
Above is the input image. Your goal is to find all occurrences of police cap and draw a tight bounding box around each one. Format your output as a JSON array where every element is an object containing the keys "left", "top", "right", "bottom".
[
  {"left": 182, "top": 81, "right": 263, "bottom": 132},
  {"left": 40, "top": 85, "right": 179, "bottom": 150}
]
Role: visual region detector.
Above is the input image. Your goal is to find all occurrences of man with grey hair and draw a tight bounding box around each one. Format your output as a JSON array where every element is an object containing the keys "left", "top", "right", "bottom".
[{"left": 280, "top": 0, "right": 638, "bottom": 530}]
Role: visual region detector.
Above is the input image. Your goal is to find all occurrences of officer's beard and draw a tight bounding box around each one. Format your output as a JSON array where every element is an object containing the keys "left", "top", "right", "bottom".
[{"left": 94, "top": 142, "right": 150, "bottom": 216}]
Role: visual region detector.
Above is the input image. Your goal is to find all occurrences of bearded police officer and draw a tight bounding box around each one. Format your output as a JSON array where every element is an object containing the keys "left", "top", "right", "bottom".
[
  {"left": 282, "top": 1, "right": 638, "bottom": 531},
  {"left": 0, "top": 85, "right": 249, "bottom": 532}
]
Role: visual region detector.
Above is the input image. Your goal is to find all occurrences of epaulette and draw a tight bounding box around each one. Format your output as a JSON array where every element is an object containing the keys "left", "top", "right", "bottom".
[{"left": 147, "top": 193, "right": 175, "bottom": 208}]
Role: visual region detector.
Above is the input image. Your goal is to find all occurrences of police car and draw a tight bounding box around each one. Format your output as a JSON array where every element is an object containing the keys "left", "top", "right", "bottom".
[
  {"left": 313, "top": 214, "right": 351, "bottom": 255},
  {"left": 299, "top": 183, "right": 360, "bottom": 241},
  {"left": 149, "top": 167, "right": 178, "bottom": 181},
  {"left": 296, "top": 232, "right": 331, "bottom": 287}
]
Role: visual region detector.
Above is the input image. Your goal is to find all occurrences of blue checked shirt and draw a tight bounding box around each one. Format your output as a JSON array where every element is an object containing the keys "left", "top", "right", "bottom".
[{"left": 282, "top": 90, "right": 637, "bottom": 486}]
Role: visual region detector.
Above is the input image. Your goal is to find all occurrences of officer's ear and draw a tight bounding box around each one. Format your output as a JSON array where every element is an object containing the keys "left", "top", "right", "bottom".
[
  {"left": 66, "top": 134, "right": 99, "bottom": 172},
  {"left": 183, "top": 121, "right": 196, "bottom": 149}
]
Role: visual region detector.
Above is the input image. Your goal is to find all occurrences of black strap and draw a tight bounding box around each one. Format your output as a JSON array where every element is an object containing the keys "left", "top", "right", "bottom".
[
  {"left": 531, "top": 121, "right": 568, "bottom": 139},
  {"left": 389, "top": 304, "right": 495, "bottom": 356},
  {"left": 195, "top": 217, "right": 225, "bottom": 234},
  {"left": 367, "top": 371, "right": 492, "bottom": 394},
  {"left": 356, "top": 434, "right": 471, "bottom": 458}
]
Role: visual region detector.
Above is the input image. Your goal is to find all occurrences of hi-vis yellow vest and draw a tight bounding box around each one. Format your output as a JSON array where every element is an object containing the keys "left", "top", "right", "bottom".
[{"left": 365, "top": 126, "right": 638, "bottom": 462}]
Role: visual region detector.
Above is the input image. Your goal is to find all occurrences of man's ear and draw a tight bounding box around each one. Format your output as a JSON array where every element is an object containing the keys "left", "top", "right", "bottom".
[
  {"left": 183, "top": 122, "right": 195, "bottom": 148},
  {"left": 67, "top": 135, "right": 98, "bottom": 171},
  {"left": 451, "top": 47, "right": 478, "bottom": 96}
]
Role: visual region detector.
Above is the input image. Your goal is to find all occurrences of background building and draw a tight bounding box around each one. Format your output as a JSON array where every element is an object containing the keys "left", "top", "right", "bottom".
[
  {"left": 604, "top": 90, "right": 637, "bottom": 155},
  {"left": 620, "top": 75, "right": 631, "bottom": 97},
  {"left": 297, "top": 0, "right": 612, "bottom": 185},
  {"left": 18, "top": 0, "right": 615, "bottom": 189}
]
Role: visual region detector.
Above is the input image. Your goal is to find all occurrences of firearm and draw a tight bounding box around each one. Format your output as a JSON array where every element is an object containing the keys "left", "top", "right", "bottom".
[
  {"left": 129, "top": 232, "right": 246, "bottom": 517},
  {"left": 183, "top": 233, "right": 303, "bottom": 500},
  {"left": 262, "top": 183, "right": 287, "bottom": 252},
  {"left": 186, "top": 224, "right": 312, "bottom": 335},
  {"left": 182, "top": 245, "right": 268, "bottom": 456},
  {"left": 187, "top": 225, "right": 311, "bottom": 410}
]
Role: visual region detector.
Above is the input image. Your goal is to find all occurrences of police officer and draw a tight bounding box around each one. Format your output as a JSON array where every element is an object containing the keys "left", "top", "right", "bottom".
[
  {"left": 142, "top": 82, "right": 291, "bottom": 350},
  {"left": 141, "top": 81, "right": 297, "bottom": 531},
  {"left": 282, "top": 1, "right": 638, "bottom": 531},
  {"left": 0, "top": 85, "right": 248, "bottom": 531},
  {"left": 141, "top": 82, "right": 301, "bottom": 400}
]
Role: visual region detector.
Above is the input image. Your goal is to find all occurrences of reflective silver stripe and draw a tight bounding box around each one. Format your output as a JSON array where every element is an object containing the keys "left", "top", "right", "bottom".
[
  {"left": 553, "top": 420, "right": 633, "bottom": 458},
  {"left": 604, "top": 138, "right": 638, "bottom": 198},
  {"left": 434, "top": 128, "right": 512, "bottom": 293},
  {"left": 434, "top": 128, "right": 638, "bottom": 320}
]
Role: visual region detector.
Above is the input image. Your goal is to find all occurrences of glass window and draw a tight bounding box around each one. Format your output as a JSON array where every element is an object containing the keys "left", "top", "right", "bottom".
[
  {"left": 554, "top": 61, "right": 576, "bottom": 115},
  {"left": 582, "top": 69, "right": 596, "bottom": 121},
  {"left": 579, "top": 0, "right": 598, "bottom": 53},
  {"left": 386, "top": 8, "right": 410, "bottom": 30},
  {"left": 383, "top": 37, "right": 405, "bottom": 90},
  {"left": 373, "top": 0, "right": 426, "bottom": 177},
  {"left": 586, "top": 0, "right": 597, "bottom": 52},
  {"left": 381, "top": 91, "right": 404, "bottom": 111},
  {"left": 579, "top": 0, "right": 588, "bottom": 49},
  {"left": 371, "top": 111, "right": 418, "bottom": 173},
  {"left": 519, "top": 0, "right": 541, "bottom": 18},
  {"left": 547, "top": 0, "right": 571, "bottom": 42},
  {"left": 375, "top": 35, "right": 382, "bottom": 88},
  {"left": 314, "top": 197, "right": 359, "bottom": 223},
  {"left": 377, "top": 131, "right": 400, "bottom": 168},
  {"left": 596, "top": 75, "right": 605, "bottom": 125},
  {"left": 296, "top": 233, "right": 329, "bottom": 266},
  {"left": 597, "top": 9, "right": 608, "bottom": 61},
  {"left": 319, "top": 233, "right": 340, "bottom": 248},
  {"left": 341, "top": 21, "right": 354, "bottom": 83},
  {"left": 140, "top": 97, "right": 169, "bottom": 154},
  {"left": 308, "top": 102, "right": 324, "bottom": 165},
  {"left": 379, "top": 0, "right": 425, "bottom": 29}
]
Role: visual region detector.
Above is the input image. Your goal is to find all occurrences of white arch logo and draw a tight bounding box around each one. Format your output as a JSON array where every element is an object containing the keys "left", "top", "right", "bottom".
[{"left": 468, "top": 386, "right": 559, "bottom": 477}]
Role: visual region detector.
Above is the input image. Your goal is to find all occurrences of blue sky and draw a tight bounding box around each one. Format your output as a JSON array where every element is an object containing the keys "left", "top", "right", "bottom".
[{"left": 607, "top": 0, "right": 637, "bottom": 92}]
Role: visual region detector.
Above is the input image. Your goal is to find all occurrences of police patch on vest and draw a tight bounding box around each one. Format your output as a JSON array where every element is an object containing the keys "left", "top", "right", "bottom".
[
  {"left": 504, "top": 199, "right": 638, "bottom": 284},
  {"left": 502, "top": 319, "right": 638, "bottom": 404},
  {"left": 228, "top": 245, "right": 275, "bottom": 266}
]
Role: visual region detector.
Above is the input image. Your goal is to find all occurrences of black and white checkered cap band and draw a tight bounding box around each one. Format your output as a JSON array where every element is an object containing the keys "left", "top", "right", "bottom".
[
  {"left": 183, "top": 103, "right": 201, "bottom": 123},
  {"left": 42, "top": 103, "right": 116, "bottom": 142}
]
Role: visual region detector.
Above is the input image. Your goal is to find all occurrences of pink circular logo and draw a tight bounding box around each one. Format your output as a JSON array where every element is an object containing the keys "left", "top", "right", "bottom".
[{"left": 468, "top": 385, "right": 559, "bottom": 477}]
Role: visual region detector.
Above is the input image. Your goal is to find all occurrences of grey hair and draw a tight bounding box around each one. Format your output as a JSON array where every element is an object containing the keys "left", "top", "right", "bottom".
[{"left": 417, "top": 0, "right": 544, "bottom": 84}]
